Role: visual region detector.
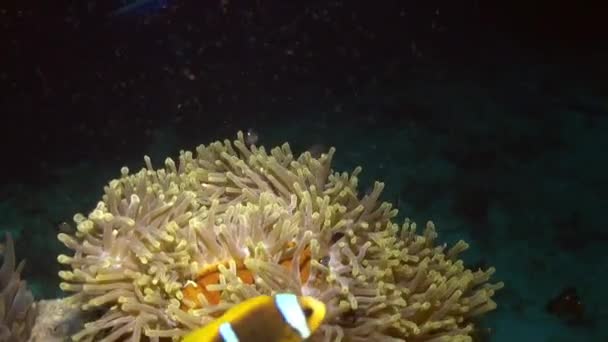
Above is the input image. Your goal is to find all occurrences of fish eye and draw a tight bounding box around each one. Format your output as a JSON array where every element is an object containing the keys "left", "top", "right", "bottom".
[
  {"left": 319, "top": 256, "right": 330, "bottom": 266},
  {"left": 303, "top": 307, "right": 314, "bottom": 317}
]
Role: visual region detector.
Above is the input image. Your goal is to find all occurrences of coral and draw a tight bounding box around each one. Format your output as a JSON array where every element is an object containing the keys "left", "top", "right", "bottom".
[
  {"left": 0, "top": 234, "right": 37, "bottom": 342},
  {"left": 57, "top": 132, "right": 503, "bottom": 341},
  {"left": 28, "top": 297, "right": 89, "bottom": 342}
]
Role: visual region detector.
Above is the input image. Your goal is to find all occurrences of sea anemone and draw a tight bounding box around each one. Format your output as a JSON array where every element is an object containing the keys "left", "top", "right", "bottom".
[
  {"left": 57, "top": 132, "right": 503, "bottom": 341},
  {"left": 0, "top": 234, "right": 37, "bottom": 342}
]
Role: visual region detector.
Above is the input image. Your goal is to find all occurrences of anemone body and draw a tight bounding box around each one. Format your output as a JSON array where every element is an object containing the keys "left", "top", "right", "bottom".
[{"left": 57, "top": 132, "right": 503, "bottom": 341}]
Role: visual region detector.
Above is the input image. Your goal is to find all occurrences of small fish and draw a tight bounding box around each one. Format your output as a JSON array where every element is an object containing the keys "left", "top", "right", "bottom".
[
  {"left": 244, "top": 128, "right": 259, "bottom": 146},
  {"left": 57, "top": 221, "right": 74, "bottom": 234},
  {"left": 546, "top": 287, "right": 586, "bottom": 325},
  {"left": 110, "top": 0, "right": 169, "bottom": 16},
  {"left": 182, "top": 293, "right": 326, "bottom": 342},
  {"left": 306, "top": 144, "right": 327, "bottom": 159}
]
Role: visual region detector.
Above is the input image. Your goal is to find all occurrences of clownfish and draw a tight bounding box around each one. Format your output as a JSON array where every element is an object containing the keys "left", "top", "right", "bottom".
[{"left": 182, "top": 293, "right": 326, "bottom": 342}]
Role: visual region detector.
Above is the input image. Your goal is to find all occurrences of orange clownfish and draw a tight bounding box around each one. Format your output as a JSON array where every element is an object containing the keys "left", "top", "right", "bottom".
[{"left": 182, "top": 293, "right": 326, "bottom": 342}]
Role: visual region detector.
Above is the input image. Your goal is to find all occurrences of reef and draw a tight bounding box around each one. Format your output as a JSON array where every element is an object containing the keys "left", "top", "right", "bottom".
[
  {"left": 54, "top": 131, "right": 503, "bottom": 341},
  {"left": 0, "top": 234, "right": 37, "bottom": 342}
]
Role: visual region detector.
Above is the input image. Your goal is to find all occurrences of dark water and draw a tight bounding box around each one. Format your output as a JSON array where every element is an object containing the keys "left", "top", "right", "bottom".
[{"left": 1, "top": 0, "right": 606, "bottom": 341}]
